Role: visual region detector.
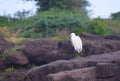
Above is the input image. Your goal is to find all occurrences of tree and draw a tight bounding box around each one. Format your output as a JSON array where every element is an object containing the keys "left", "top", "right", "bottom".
[
  {"left": 111, "top": 11, "right": 120, "bottom": 20},
  {"left": 14, "top": 9, "right": 31, "bottom": 19},
  {"left": 0, "top": 16, "right": 11, "bottom": 26},
  {"left": 25, "top": 0, "right": 90, "bottom": 13}
]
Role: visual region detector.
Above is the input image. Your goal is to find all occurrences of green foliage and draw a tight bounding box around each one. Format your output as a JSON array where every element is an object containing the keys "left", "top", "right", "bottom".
[
  {"left": 87, "top": 17, "right": 106, "bottom": 35},
  {"left": 14, "top": 10, "right": 30, "bottom": 19},
  {"left": 0, "top": 16, "right": 11, "bottom": 27},
  {"left": 5, "top": 66, "right": 15, "bottom": 72},
  {"left": 104, "top": 19, "right": 120, "bottom": 34},
  {"left": 26, "top": 0, "right": 90, "bottom": 13},
  {"left": 111, "top": 11, "right": 120, "bottom": 20},
  {"left": 11, "top": 8, "right": 89, "bottom": 38},
  {"left": 52, "top": 35, "right": 68, "bottom": 40}
]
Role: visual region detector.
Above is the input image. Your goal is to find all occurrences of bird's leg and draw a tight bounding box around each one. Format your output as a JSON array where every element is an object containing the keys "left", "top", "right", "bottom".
[{"left": 75, "top": 51, "right": 83, "bottom": 57}]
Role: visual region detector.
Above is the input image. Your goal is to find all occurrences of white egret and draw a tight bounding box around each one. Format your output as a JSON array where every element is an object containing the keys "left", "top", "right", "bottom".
[{"left": 70, "top": 33, "right": 83, "bottom": 53}]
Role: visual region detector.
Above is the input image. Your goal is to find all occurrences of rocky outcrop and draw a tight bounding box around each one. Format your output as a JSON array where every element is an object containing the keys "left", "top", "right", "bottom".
[
  {"left": 80, "top": 32, "right": 120, "bottom": 40},
  {"left": 20, "top": 39, "right": 75, "bottom": 65},
  {"left": 0, "top": 59, "right": 6, "bottom": 71},
  {"left": 48, "top": 67, "right": 96, "bottom": 81},
  {"left": 96, "top": 63, "right": 118, "bottom": 79},
  {"left": 81, "top": 33, "right": 120, "bottom": 56},
  {"left": 0, "top": 37, "right": 14, "bottom": 54},
  {"left": 0, "top": 69, "right": 27, "bottom": 81},
  {"left": 1, "top": 33, "right": 120, "bottom": 81},
  {"left": 24, "top": 51, "right": 120, "bottom": 81},
  {"left": 5, "top": 54, "right": 29, "bottom": 67},
  {"left": 20, "top": 33, "right": 120, "bottom": 66}
]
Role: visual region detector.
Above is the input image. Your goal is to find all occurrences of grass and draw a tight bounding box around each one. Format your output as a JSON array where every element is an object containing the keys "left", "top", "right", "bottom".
[
  {"left": 5, "top": 66, "right": 15, "bottom": 72},
  {"left": 52, "top": 35, "right": 69, "bottom": 40},
  {"left": 0, "top": 27, "right": 12, "bottom": 38},
  {"left": 0, "top": 27, "right": 31, "bottom": 43}
]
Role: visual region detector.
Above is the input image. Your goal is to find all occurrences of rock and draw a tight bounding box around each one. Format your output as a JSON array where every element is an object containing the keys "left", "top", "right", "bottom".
[
  {"left": 96, "top": 63, "right": 119, "bottom": 78},
  {"left": 80, "top": 32, "right": 102, "bottom": 40},
  {"left": 24, "top": 51, "right": 120, "bottom": 81},
  {"left": 97, "top": 76, "right": 120, "bottom": 81},
  {"left": 0, "top": 59, "right": 7, "bottom": 71},
  {"left": 0, "top": 37, "right": 14, "bottom": 55},
  {"left": 19, "top": 33, "right": 120, "bottom": 65},
  {"left": 80, "top": 32, "right": 120, "bottom": 40},
  {"left": 48, "top": 67, "right": 96, "bottom": 81},
  {"left": 81, "top": 33, "right": 120, "bottom": 56},
  {"left": 103, "top": 34, "right": 120, "bottom": 40},
  {"left": 5, "top": 54, "right": 29, "bottom": 67},
  {"left": 24, "top": 60, "right": 96, "bottom": 81},
  {"left": 20, "top": 39, "right": 75, "bottom": 65},
  {"left": 83, "top": 42, "right": 105, "bottom": 56},
  {"left": 0, "top": 68, "right": 27, "bottom": 81}
]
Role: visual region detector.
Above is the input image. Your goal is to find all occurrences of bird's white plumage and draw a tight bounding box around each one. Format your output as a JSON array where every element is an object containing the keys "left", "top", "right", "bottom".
[{"left": 70, "top": 33, "right": 82, "bottom": 53}]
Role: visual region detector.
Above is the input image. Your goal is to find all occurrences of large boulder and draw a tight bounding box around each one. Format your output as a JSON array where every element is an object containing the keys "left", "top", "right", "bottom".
[
  {"left": 0, "top": 58, "right": 7, "bottom": 71},
  {"left": 48, "top": 67, "right": 96, "bottom": 81},
  {"left": 24, "top": 51, "right": 120, "bottom": 81},
  {"left": 81, "top": 33, "right": 120, "bottom": 56},
  {"left": 20, "top": 33, "right": 120, "bottom": 65},
  {"left": 80, "top": 32, "right": 120, "bottom": 40},
  {"left": 5, "top": 54, "right": 29, "bottom": 67},
  {"left": 0, "top": 68, "right": 27, "bottom": 81},
  {"left": 20, "top": 39, "right": 75, "bottom": 65},
  {"left": 24, "top": 60, "right": 96, "bottom": 81},
  {"left": 0, "top": 37, "right": 14, "bottom": 54},
  {"left": 96, "top": 63, "right": 119, "bottom": 79}
]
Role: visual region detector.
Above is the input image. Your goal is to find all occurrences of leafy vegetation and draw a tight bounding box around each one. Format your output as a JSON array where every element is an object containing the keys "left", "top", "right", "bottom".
[
  {"left": 0, "top": 16, "right": 12, "bottom": 27},
  {"left": 87, "top": 17, "right": 106, "bottom": 35},
  {"left": 104, "top": 19, "right": 120, "bottom": 34},
  {"left": 5, "top": 66, "right": 15, "bottom": 72},
  {"left": 111, "top": 11, "right": 120, "bottom": 20},
  {"left": 26, "top": 0, "right": 90, "bottom": 13},
  {"left": 10, "top": 8, "right": 90, "bottom": 38}
]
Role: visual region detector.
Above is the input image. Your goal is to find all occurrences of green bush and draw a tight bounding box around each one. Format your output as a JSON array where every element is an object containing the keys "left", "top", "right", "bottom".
[
  {"left": 11, "top": 8, "right": 89, "bottom": 38},
  {"left": 104, "top": 19, "right": 120, "bottom": 34},
  {"left": 87, "top": 18, "right": 106, "bottom": 35},
  {"left": 0, "top": 16, "right": 11, "bottom": 27}
]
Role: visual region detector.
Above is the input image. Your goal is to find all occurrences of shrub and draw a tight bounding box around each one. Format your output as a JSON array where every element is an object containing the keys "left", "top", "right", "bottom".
[
  {"left": 87, "top": 17, "right": 106, "bottom": 35},
  {"left": 104, "top": 19, "right": 120, "bottom": 34},
  {"left": 0, "top": 16, "right": 11, "bottom": 27},
  {"left": 11, "top": 8, "right": 90, "bottom": 38}
]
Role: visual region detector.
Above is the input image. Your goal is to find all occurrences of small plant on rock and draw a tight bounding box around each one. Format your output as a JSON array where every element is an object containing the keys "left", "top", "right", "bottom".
[{"left": 5, "top": 66, "right": 15, "bottom": 72}]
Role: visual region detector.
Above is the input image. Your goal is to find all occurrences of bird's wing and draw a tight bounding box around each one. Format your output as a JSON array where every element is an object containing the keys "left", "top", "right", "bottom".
[
  {"left": 76, "top": 36, "right": 82, "bottom": 45},
  {"left": 70, "top": 36, "right": 76, "bottom": 47}
]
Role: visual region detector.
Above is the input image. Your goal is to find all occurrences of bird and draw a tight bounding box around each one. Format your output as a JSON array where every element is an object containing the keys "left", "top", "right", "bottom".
[{"left": 70, "top": 33, "right": 83, "bottom": 54}]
